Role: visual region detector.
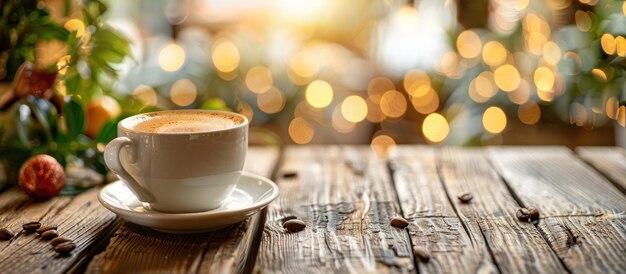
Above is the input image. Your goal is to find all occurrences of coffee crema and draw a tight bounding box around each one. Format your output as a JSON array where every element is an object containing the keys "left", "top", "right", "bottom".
[{"left": 130, "top": 112, "right": 243, "bottom": 134}]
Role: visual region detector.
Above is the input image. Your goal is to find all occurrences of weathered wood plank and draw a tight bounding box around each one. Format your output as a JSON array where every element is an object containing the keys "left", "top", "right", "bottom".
[
  {"left": 489, "top": 146, "right": 626, "bottom": 274},
  {"left": 576, "top": 147, "right": 626, "bottom": 194},
  {"left": 85, "top": 146, "right": 279, "bottom": 274},
  {"left": 488, "top": 147, "right": 626, "bottom": 216},
  {"left": 390, "top": 146, "right": 491, "bottom": 274},
  {"left": 537, "top": 216, "right": 626, "bottom": 273},
  {"left": 254, "top": 146, "right": 414, "bottom": 273},
  {"left": 0, "top": 187, "right": 118, "bottom": 274},
  {"left": 438, "top": 147, "right": 566, "bottom": 273}
]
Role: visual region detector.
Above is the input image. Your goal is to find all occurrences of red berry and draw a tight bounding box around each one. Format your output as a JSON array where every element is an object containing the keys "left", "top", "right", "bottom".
[
  {"left": 19, "top": 155, "right": 65, "bottom": 199},
  {"left": 13, "top": 62, "right": 57, "bottom": 99}
]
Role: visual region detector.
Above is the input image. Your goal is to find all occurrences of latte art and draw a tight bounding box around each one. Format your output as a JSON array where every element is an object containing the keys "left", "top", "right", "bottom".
[{"left": 131, "top": 112, "right": 243, "bottom": 133}]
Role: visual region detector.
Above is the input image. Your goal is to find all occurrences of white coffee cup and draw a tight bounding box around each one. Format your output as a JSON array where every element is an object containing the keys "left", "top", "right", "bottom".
[{"left": 104, "top": 110, "right": 248, "bottom": 213}]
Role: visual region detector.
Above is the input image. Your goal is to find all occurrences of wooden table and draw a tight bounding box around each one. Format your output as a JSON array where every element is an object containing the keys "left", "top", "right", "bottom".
[{"left": 1, "top": 146, "right": 625, "bottom": 273}]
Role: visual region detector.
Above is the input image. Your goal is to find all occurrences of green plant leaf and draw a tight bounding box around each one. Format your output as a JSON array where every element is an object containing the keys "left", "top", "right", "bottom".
[
  {"left": 95, "top": 114, "right": 129, "bottom": 143},
  {"left": 64, "top": 96, "right": 85, "bottom": 139}
]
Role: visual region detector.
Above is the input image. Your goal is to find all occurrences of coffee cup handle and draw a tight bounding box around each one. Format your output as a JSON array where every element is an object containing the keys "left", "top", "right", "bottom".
[{"left": 104, "top": 137, "right": 154, "bottom": 202}]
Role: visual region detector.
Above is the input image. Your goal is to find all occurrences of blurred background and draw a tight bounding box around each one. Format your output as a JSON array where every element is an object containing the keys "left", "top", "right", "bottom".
[{"left": 2, "top": 0, "right": 626, "bottom": 154}]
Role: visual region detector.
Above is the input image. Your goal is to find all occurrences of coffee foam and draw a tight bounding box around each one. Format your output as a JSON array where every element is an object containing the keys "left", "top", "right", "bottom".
[{"left": 129, "top": 111, "right": 243, "bottom": 134}]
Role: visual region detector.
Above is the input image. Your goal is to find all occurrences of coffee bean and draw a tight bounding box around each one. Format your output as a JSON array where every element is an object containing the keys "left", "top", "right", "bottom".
[
  {"left": 36, "top": 225, "right": 57, "bottom": 235},
  {"left": 457, "top": 192, "right": 473, "bottom": 203},
  {"left": 283, "top": 219, "right": 306, "bottom": 232},
  {"left": 54, "top": 241, "right": 76, "bottom": 255},
  {"left": 516, "top": 208, "right": 531, "bottom": 222},
  {"left": 413, "top": 249, "right": 430, "bottom": 263},
  {"left": 41, "top": 229, "right": 58, "bottom": 240},
  {"left": 282, "top": 172, "right": 297, "bottom": 179},
  {"left": 0, "top": 228, "right": 14, "bottom": 240},
  {"left": 527, "top": 207, "right": 540, "bottom": 221},
  {"left": 50, "top": 237, "right": 71, "bottom": 246},
  {"left": 390, "top": 217, "right": 409, "bottom": 229},
  {"left": 280, "top": 215, "right": 298, "bottom": 223},
  {"left": 22, "top": 221, "right": 41, "bottom": 233}
]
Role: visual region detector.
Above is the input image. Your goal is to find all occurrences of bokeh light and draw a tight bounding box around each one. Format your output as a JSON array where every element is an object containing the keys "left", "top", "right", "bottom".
[
  {"left": 341, "top": 96, "right": 368, "bottom": 123},
  {"left": 159, "top": 43, "right": 186, "bottom": 72},
  {"left": 601, "top": 34, "right": 616, "bottom": 55},
  {"left": 483, "top": 106, "right": 507, "bottom": 134},
  {"left": 212, "top": 40, "right": 240, "bottom": 73},
  {"left": 534, "top": 67, "right": 555, "bottom": 91},
  {"left": 482, "top": 41, "right": 507, "bottom": 67},
  {"left": 332, "top": 105, "right": 356, "bottom": 133},
  {"left": 457, "top": 30, "right": 482, "bottom": 59},
  {"left": 288, "top": 117, "right": 314, "bottom": 144},
  {"left": 170, "top": 78, "right": 197, "bottom": 106},
  {"left": 133, "top": 85, "right": 157, "bottom": 106},
  {"left": 422, "top": 113, "right": 449, "bottom": 143},
  {"left": 305, "top": 80, "right": 333, "bottom": 108},
  {"left": 257, "top": 87, "right": 285, "bottom": 114},
  {"left": 380, "top": 90, "right": 407, "bottom": 118},
  {"left": 518, "top": 101, "right": 541, "bottom": 125},
  {"left": 370, "top": 134, "right": 396, "bottom": 158},
  {"left": 494, "top": 64, "right": 521, "bottom": 92},
  {"left": 246, "top": 66, "right": 273, "bottom": 94},
  {"left": 542, "top": 42, "right": 561, "bottom": 65},
  {"left": 288, "top": 51, "right": 319, "bottom": 85}
]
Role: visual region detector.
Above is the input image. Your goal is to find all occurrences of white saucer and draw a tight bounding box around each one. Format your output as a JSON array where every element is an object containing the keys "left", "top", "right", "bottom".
[{"left": 98, "top": 172, "right": 279, "bottom": 233}]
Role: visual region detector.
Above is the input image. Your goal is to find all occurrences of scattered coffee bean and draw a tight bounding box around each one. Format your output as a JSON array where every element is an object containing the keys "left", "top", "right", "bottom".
[
  {"left": 527, "top": 207, "right": 540, "bottom": 221},
  {"left": 41, "top": 229, "right": 59, "bottom": 240},
  {"left": 282, "top": 171, "right": 298, "bottom": 179},
  {"left": 280, "top": 215, "right": 298, "bottom": 223},
  {"left": 22, "top": 221, "right": 41, "bottom": 233},
  {"left": 0, "top": 228, "right": 15, "bottom": 241},
  {"left": 516, "top": 208, "right": 531, "bottom": 222},
  {"left": 50, "top": 237, "right": 72, "bottom": 247},
  {"left": 390, "top": 217, "right": 409, "bottom": 229},
  {"left": 413, "top": 249, "right": 430, "bottom": 263},
  {"left": 457, "top": 192, "right": 473, "bottom": 203},
  {"left": 283, "top": 219, "right": 306, "bottom": 232},
  {"left": 54, "top": 241, "right": 76, "bottom": 255},
  {"left": 36, "top": 225, "right": 57, "bottom": 235}
]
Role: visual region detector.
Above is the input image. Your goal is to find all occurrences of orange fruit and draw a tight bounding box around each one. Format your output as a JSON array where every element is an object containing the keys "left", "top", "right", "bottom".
[{"left": 85, "top": 95, "right": 121, "bottom": 138}]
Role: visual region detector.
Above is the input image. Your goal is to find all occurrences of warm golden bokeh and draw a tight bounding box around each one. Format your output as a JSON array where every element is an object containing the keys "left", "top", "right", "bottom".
[
  {"left": 601, "top": 34, "right": 616, "bottom": 55},
  {"left": 370, "top": 134, "right": 396, "bottom": 158},
  {"left": 257, "top": 87, "right": 285, "bottom": 114},
  {"left": 288, "top": 51, "right": 319, "bottom": 85},
  {"left": 482, "top": 41, "right": 507, "bottom": 67},
  {"left": 305, "top": 80, "right": 333, "bottom": 108},
  {"left": 542, "top": 42, "right": 561, "bottom": 65},
  {"left": 422, "top": 113, "right": 449, "bottom": 143},
  {"left": 534, "top": 67, "right": 555, "bottom": 91},
  {"left": 494, "top": 64, "right": 521, "bottom": 92},
  {"left": 212, "top": 40, "right": 240, "bottom": 73},
  {"left": 411, "top": 87, "right": 439, "bottom": 114},
  {"left": 332, "top": 105, "right": 356, "bottom": 133},
  {"left": 159, "top": 44, "right": 186, "bottom": 72},
  {"left": 616, "top": 36, "right": 626, "bottom": 57},
  {"left": 368, "top": 77, "right": 395, "bottom": 104},
  {"left": 518, "top": 101, "right": 541, "bottom": 125},
  {"left": 404, "top": 69, "right": 431, "bottom": 97},
  {"left": 246, "top": 66, "right": 273, "bottom": 94},
  {"left": 288, "top": 117, "right": 315, "bottom": 144},
  {"left": 341, "top": 96, "right": 368, "bottom": 123},
  {"left": 483, "top": 106, "right": 507, "bottom": 133},
  {"left": 133, "top": 85, "right": 158, "bottom": 106},
  {"left": 380, "top": 90, "right": 407, "bottom": 118},
  {"left": 170, "top": 78, "right": 197, "bottom": 106},
  {"left": 574, "top": 10, "right": 592, "bottom": 32},
  {"left": 457, "top": 30, "right": 482, "bottom": 59}
]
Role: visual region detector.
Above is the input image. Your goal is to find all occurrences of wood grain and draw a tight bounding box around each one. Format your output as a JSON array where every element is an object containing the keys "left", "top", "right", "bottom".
[
  {"left": 438, "top": 147, "right": 566, "bottom": 273},
  {"left": 536, "top": 216, "right": 626, "bottom": 274},
  {"left": 390, "top": 147, "right": 493, "bottom": 274},
  {"left": 85, "top": 146, "right": 279, "bottom": 274},
  {"left": 0, "top": 187, "right": 118, "bottom": 274},
  {"left": 488, "top": 146, "right": 626, "bottom": 273},
  {"left": 576, "top": 147, "right": 626, "bottom": 194},
  {"left": 254, "top": 146, "right": 414, "bottom": 273},
  {"left": 488, "top": 147, "right": 626, "bottom": 216}
]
